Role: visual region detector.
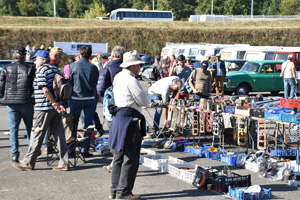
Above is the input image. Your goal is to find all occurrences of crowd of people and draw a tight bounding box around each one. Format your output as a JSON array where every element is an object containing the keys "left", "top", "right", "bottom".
[{"left": 1, "top": 41, "right": 298, "bottom": 199}]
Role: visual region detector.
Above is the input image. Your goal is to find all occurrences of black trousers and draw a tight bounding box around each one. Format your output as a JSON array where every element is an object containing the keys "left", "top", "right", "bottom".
[{"left": 110, "top": 121, "right": 142, "bottom": 198}]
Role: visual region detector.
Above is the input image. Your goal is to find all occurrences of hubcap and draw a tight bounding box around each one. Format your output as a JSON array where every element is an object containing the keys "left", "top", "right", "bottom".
[{"left": 238, "top": 87, "right": 246, "bottom": 95}]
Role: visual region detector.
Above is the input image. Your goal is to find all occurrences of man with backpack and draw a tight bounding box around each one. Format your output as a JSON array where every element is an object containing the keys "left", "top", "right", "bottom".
[
  {"left": 149, "top": 56, "right": 163, "bottom": 81},
  {"left": 69, "top": 46, "right": 99, "bottom": 158},
  {"left": 13, "top": 50, "right": 69, "bottom": 171}
]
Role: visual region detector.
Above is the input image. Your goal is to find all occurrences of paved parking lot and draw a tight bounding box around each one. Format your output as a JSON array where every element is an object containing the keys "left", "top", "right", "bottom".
[{"left": 0, "top": 81, "right": 298, "bottom": 200}]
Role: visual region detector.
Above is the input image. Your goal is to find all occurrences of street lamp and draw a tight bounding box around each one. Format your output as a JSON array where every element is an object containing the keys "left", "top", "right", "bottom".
[
  {"left": 153, "top": 0, "right": 154, "bottom": 11},
  {"left": 251, "top": 0, "right": 253, "bottom": 18},
  {"left": 54, "top": 0, "right": 56, "bottom": 17},
  {"left": 211, "top": 0, "right": 213, "bottom": 15}
]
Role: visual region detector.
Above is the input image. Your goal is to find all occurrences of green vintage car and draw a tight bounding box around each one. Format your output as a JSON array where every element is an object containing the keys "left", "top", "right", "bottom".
[{"left": 224, "top": 60, "right": 284, "bottom": 95}]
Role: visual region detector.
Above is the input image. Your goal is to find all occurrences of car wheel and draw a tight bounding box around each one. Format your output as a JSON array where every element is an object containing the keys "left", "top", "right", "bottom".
[
  {"left": 235, "top": 84, "right": 249, "bottom": 95},
  {"left": 270, "top": 91, "right": 279, "bottom": 96}
]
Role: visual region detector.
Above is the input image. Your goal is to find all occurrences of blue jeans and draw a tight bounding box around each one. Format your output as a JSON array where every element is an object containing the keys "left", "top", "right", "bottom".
[
  {"left": 6, "top": 103, "right": 33, "bottom": 158},
  {"left": 147, "top": 94, "right": 162, "bottom": 129},
  {"left": 284, "top": 78, "right": 296, "bottom": 99},
  {"left": 70, "top": 98, "right": 96, "bottom": 153}
]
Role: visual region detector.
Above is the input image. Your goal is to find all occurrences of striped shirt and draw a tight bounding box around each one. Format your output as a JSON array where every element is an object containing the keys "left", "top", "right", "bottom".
[{"left": 33, "top": 64, "right": 62, "bottom": 111}]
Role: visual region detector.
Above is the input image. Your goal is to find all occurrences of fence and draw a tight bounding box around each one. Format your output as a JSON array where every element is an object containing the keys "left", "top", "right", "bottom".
[{"left": 189, "top": 15, "right": 300, "bottom": 22}]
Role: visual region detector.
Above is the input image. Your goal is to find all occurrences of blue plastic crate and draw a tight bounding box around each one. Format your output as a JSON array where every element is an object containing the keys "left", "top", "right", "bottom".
[
  {"left": 228, "top": 185, "right": 271, "bottom": 200},
  {"left": 264, "top": 110, "right": 282, "bottom": 121},
  {"left": 269, "top": 147, "right": 299, "bottom": 157},
  {"left": 281, "top": 112, "right": 300, "bottom": 124},
  {"left": 223, "top": 106, "right": 235, "bottom": 114}
]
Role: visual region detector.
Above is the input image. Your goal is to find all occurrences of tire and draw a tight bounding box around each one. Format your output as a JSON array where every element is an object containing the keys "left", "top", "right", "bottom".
[
  {"left": 235, "top": 84, "right": 249, "bottom": 95},
  {"left": 270, "top": 91, "right": 279, "bottom": 96}
]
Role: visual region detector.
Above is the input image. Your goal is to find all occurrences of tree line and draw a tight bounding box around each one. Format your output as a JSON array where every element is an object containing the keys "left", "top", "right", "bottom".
[{"left": 0, "top": 0, "right": 299, "bottom": 20}]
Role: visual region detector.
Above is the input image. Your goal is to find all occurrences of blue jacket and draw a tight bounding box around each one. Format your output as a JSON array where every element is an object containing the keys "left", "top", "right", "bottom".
[
  {"left": 97, "top": 59, "right": 123, "bottom": 97},
  {"left": 108, "top": 105, "right": 146, "bottom": 152},
  {"left": 212, "top": 60, "right": 226, "bottom": 78},
  {"left": 69, "top": 58, "right": 99, "bottom": 97}
]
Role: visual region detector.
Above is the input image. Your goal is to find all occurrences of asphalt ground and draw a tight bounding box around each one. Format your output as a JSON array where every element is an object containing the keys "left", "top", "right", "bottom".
[{"left": 0, "top": 80, "right": 299, "bottom": 200}]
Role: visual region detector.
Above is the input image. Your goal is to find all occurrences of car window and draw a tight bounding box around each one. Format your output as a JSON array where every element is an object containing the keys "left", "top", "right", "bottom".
[
  {"left": 227, "top": 62, "right": 242, "bottom": 72},
  {"left": 189, "top": 48, "right": 198, "bottom": 56},
  {"left": 260, "top": 64, "right": 274, "bottom": 74},
  {"left": 238, "top": 51, "right": 246, "bottom": 59},
  {"left": 177, "top": 49, "right": 185, "bottom": 55},
  {"left": 240, "top": 62, "right": 261, "bottom": 72},
  {"left": 265, "top": 52, "right": 275, "bottom": 60},
  {"left": 274, "top": 53, "right": 289, "bottom": 61}
]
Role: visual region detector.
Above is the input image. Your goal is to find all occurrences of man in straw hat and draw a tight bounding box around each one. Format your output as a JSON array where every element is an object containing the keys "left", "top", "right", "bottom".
[{"left": 108, "top": 50, "right": 149, "bottom": 200}]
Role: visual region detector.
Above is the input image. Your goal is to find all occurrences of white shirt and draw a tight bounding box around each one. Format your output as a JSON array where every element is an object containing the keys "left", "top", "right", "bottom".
[
  {"left": 148, "top": 76, "right": 180, "bottom": 101},
  {"left": 282, "top": 60, "right": 295, "bottom": 78},
  {"left": 113, "top": 69, "right": 150, "bottom": 113}
]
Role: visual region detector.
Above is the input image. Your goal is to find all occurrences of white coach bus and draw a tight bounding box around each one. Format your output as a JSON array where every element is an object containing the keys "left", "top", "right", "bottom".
[{"left": 109, "top": 8, "right": 173, "bottom": 21}]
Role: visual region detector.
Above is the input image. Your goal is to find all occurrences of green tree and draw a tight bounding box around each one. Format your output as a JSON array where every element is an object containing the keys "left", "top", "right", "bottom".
[
  {"left": 132, "top": 0, "right": 152, "bottom": 10},
  {"left": 67, "top": 0, "right": 93, "bottom": 18},
  {"left": 157, "top": 0, "right": 196, "bottom": 20},
  {"left": 224, "top": 0, "right": 250, "bottom": 15},
  {"left": 17, "top": 0, "right": 35, "bottom": 16},
  {"left": 143, "top": 4, "right": 151, "bottom": 11},
  {"left": 0, "top": 0, "right": 19, "bottom": 16},
  {"left": 195, "top": 0, "right": 225, "bottom": 15},
  {"left": 280, "top": 0, "right": 300, "bottom": 15},
  {"left": 84, "top": 3, "right": 107, "bottom": 19},
  {"left": 262, "top": 0, "right": 281, "bottom": 15}
]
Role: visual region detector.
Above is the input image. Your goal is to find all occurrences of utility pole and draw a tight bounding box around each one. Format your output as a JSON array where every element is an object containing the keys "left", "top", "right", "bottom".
[
  {"left": 251, "top": 0, "right": 253, "bottom": 18},
  {"left": 211, "top": 0, "right": 213, "bottom": 15},
  {"left": 153, "top": 0, "right": 154, "bottom": 11},
  {"left": 54, "top": 0, "right": 56, "bottom": 17}
]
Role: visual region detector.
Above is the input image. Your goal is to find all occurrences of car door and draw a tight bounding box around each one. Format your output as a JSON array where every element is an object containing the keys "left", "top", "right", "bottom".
[
  {"left": 258, "top": 64, "right": 275, "bottom": 91},
  {"left": 274, "top": 63, "right": 284, "bottom": 91}
]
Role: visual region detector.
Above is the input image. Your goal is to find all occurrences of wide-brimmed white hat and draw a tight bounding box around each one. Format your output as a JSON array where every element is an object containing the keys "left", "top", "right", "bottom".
[{"left": 120, "top": 50, "right": 146, "bottom": 68}]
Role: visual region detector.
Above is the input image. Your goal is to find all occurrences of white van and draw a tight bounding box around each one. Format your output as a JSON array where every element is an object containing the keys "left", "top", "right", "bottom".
[
  {"left": 195, "top": 44, "right": 249, "bottom": 61},
  {"left": 220, "top": 46, "right": 250, "bottom": 60},
  {"left": 243, "top": 46, "right": 285, "bottom": 61},
  {"left": 161, "top": 43, "right": 205, "bottom": 59},
  {"left": 160, "top": 43, "right": 178, "bottom": 59},
  {"left": 175, "top": 44, "right": 206, "bottom": 59}
]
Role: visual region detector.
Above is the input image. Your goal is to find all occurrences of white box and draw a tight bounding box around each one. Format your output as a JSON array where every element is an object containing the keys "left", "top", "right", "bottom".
[
  {"left": 245, "top": 161, "right": 266, "bottom": 172},
  {"left": 168, "top": 162, "right": 196, "bottom": 180},
  {"left": 143, "top": 155, "right": 185, "bottom": 173},
  {"left": 139, "top": 148, "right": 158, "bottom": 164},
  {"left": 181, "top": 169, "right": 196, "bottom": 184}
]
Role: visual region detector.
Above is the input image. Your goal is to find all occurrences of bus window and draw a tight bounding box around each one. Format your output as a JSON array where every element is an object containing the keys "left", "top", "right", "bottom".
[
  {"left": 125, "top": 12, "right": 135, "bottom": 18},
  {"left": 177, "top": 49, "right": 185, "bottom": 55},
  {"left": 265, "top": 52, "right": 275, "bottom": 60}
]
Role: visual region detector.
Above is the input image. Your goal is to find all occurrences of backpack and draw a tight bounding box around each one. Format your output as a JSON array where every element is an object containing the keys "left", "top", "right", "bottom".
[
  {"left": 47, "top": 65, "right": 72, "bottom": 102},
  {"left": 149, "top": 64, "right": 158, "bottom": 81},
  {"left": 103, "top": 86, "right": 114, "bottom": 122}
]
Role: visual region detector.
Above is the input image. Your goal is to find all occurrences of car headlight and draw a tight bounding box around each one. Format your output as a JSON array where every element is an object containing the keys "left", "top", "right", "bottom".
[{"left": 226, "top": 78, "right": 231, "bottom": 83}]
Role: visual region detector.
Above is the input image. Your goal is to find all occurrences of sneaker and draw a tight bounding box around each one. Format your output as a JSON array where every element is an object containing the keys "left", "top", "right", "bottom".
[
  {"left": 103, "top": 165, "right": 112, "bottom": 173},
  {"left": 116, "top": 194, "right": 141, "bottom": 199},
  {"left": 53, "top": 165, "right": 69, "bottom": 171},
  {"left": 12, "top": 156, "right": 19, "bottom": 163},
  {"left": 109, "top": 193, "right": 116, "bottom": 199},
  {"left": 13, "top": 163, "right": 32, "bottom": 171}
]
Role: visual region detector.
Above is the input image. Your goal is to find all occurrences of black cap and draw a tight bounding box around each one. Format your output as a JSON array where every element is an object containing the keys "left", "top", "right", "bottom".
[{"left": 200, "top": 60, "right": 208, "bottom": 69}]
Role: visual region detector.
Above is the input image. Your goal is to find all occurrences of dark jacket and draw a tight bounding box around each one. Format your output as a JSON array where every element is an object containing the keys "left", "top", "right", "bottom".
[
  {"left": 69, "top": 58, "right": 99, "bottom": 97},
  {"left": 97, "top": 59, "right": 123, "bottom": 97},
  {"left": 108, "top": 105, "right": 146, "bottom": 152},
  {"left": 212, "top": 60, "right": 226, "bottom": 78},
  {"left": 0, "top": 61, "right": 35, "bottom": 104}
]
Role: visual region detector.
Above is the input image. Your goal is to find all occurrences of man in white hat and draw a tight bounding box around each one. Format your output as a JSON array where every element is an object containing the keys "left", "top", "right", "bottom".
[
  {"left": 108, "top": 50, "right": 149, "bottom": 200},
  {"left": 281, "top": 54, "right": 298, "bottom": 99}
]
